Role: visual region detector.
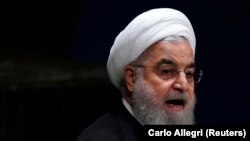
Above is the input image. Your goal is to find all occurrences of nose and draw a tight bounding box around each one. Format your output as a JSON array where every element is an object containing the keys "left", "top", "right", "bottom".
[{"left": 172, "top": 72, "right": 189, "bottom": 92}]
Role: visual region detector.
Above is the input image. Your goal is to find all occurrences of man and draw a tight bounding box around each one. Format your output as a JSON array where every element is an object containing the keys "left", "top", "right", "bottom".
[{"left": 76, "top": 8, "right": 202, "bottom": 141}]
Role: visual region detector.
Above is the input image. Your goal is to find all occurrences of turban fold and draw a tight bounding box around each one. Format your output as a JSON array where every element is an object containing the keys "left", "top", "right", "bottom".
[{"left": 107, "top": 8, "right": 196, "bottom": 89}]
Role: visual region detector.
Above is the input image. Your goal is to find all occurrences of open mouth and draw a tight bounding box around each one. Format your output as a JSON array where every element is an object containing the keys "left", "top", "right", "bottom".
[
  {"left": 166, "top": 99, "right": 185, "bottom": 105},
  {"left": 165, "top": 99, "right": 186, "bottom": 111}
]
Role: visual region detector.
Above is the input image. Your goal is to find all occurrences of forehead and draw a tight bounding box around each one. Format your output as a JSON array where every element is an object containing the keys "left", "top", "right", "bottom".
[{"left": 144, "top": 40, "right": 194, "bottom": 67}]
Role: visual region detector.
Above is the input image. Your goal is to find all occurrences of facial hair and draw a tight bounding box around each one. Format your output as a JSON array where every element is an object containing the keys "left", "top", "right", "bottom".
[{"left": 131, "top": 76, "right": 196, "bottom": 125}]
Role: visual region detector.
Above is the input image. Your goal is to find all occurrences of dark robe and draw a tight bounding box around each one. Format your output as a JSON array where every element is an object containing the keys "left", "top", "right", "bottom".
[{"left": 75, "top": 101, "right": 146, "bottom": 141}]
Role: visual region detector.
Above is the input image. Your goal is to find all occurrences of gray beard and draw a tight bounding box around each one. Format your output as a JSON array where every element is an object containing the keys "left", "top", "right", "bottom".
[{"left": 131, "top": 78, "right": 196, "bottom": 125}]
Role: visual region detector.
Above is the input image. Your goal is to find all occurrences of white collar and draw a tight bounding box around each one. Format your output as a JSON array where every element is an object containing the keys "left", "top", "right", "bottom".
[{"left": 122, "top": 97, "right": 134, "bottom": 116}]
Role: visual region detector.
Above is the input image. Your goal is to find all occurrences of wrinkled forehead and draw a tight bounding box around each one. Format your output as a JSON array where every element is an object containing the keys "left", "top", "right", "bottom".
[{"left": 138, "top": 40, "right": 194, "bottom": 67}]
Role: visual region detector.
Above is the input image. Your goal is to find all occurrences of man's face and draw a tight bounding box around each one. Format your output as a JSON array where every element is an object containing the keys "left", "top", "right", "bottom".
[{"left": 131, "top": 40, "right": 196, "bottom": 125}]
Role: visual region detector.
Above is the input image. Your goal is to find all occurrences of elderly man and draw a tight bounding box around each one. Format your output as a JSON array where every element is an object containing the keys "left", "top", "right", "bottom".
[{"left": 76, "top": 8, "right": 202, "bottom": 141}]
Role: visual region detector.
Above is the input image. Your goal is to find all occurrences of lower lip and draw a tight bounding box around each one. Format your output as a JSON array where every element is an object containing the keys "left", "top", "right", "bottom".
[{"left": 165, "top": 104, "right": 184, "bottom": 112}]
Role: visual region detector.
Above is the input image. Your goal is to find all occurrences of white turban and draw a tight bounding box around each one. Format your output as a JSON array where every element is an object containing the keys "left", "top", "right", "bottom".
[{"left": 107, "top": 8, "right": 196, "bottom": 89}]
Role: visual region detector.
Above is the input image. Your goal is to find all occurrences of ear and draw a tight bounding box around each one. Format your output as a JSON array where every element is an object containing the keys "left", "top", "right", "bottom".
[{"left": 124, "top": 65, "right": 136, "bottom": 93}]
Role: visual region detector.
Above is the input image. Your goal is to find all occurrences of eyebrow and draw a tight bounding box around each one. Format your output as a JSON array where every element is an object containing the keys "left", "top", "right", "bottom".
[
  {"left": 156, "top": 58, "right": 196, "bottom": 68},
  {"left": 156, "top": 59, "right": 176, "bottom": 67},
  {"left": 187, "top": 62, "right": 196, "bottom": 68}
]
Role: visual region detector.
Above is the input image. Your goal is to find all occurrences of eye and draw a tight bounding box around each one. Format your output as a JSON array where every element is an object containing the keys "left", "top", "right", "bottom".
[
  {"left": 161, "top": 68, "right": 174, "bottom": 75},
  {"left": 185, "top": 68, "right": 195, "bottom": 79},
  {"left": 158, "top": 65, "right": 175, "bottom": 76}
]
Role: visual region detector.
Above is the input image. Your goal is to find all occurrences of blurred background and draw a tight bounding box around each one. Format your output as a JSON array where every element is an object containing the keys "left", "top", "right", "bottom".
[{"left": 1, "top": 0, "right": 250, "bottom": 141}]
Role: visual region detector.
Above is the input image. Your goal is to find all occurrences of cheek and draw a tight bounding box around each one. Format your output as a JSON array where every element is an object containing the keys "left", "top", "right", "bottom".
[
  {"left": 187, "top": 85, "right": 195, "bottom": 99},
  {"left": 142, "top": 70, "right": 173, "bottom": 98},
  {"left": 147, "top": 80, "right": 173, "bottom": 99}
]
